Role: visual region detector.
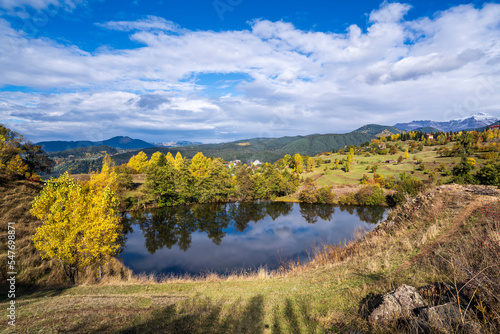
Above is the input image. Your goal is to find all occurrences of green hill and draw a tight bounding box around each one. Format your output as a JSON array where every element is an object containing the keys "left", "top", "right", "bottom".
[{"left": 352, "top": 124, "right": 403, "bottom": 137}]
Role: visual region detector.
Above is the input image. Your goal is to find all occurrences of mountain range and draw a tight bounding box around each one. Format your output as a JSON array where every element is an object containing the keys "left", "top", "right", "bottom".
[
  {"left": 37, "top": 136, "right": 156, "bottom": 152},
  {"left": 394, "top": 112, "right": 499, "bottom": 132},
  {"left": 38, "top": 113, "right": 499, "bottom": 162},
  {"left": 154, "top": 141, "right": 203, "bottom": 147}
]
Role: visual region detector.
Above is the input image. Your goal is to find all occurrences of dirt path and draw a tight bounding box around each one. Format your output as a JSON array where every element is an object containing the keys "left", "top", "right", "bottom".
[{"left": 399, "top": 194, "right": 497, "bottom": 270}]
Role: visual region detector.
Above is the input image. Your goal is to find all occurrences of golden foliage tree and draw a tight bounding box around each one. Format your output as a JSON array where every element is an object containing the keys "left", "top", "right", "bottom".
[
  {"left": 174, "top": 152, "right": 184, "bottom": 170},
  {"left": 31, "top": 163, "right": 122, "bottom": 284},
  {"left": 190, "top": 152, "right": 212, "bottom": 177},
  {"left": 148, "top": 151, "right": 165, "bottom": 169},
  {"left": 127, "top": 151, "right": 148, "bottom": 173}
]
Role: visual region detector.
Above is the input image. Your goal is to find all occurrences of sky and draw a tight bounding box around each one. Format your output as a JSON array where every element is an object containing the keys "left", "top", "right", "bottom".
[{"left": 1, "top": 0, "right": 500, "bottom": 143}]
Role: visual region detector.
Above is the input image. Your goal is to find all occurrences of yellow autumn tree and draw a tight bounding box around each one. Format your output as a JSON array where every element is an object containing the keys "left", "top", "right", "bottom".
[
  {"left": 31, "top": 163, "right": 122, "bottom": 284},
  {"left": 127, "top": 151, "right": 148, "bottom": 173},
  {"left": 404, "top": 149, "right": 410, "bottom": 159},
  {"left": 190, "top": 152, "right": 212, "bottom": 177},
  {"left": 148, "top": 151, "right": 165, "bottom": 169},
  {"left": 174, "top": 151, "right": 184, "bottom": 170},
  {"left": 5, "top": 154, "right": 29, "bottom": 175},
  {"left": 165, "top": 152, "right": 175, "bottom": 164}
]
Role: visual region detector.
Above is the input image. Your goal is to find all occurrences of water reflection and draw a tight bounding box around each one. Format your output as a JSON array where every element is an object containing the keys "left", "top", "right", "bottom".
[{"left": 120, "top": 202, "right": 386, "bottom": 275}]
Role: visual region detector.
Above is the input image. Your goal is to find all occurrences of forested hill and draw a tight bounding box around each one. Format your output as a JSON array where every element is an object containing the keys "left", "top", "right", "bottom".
[
  {"left": 351, "top": 124, "right": 402, "bottom": 137},
  {"left": 111, "top": 129, "right": 384, "bottom": 165},
  {"left": 37, "top": 136, "right": 155, "bottom": 152}
]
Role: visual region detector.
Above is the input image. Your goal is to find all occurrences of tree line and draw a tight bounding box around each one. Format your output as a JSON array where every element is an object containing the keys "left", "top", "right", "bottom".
[{"left": 124, "top": 151, "right": 322, "bottom": 207}]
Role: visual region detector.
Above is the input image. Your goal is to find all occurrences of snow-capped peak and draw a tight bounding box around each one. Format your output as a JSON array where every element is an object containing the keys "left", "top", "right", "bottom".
[{"left": 455, "top": 112, "right": 496, "bottom": 121}]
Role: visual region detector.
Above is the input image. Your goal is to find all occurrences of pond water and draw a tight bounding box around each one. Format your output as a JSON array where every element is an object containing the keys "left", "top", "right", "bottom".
[{"left": 119, "top": 202, "right": 387, "bottom": 276}]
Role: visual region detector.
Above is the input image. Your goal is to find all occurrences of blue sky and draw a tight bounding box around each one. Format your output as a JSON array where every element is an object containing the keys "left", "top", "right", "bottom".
[{"left": 1, "top": 0, "right": 500, "bottom": 143}]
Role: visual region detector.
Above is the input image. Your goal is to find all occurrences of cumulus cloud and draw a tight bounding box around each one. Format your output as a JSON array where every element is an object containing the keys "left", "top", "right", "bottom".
[
  {"left": 1, "top": 2, "right": 500, "bottom": 142},
  {"left": 369, "top": 2, "right": 412, "bottom": 23}
]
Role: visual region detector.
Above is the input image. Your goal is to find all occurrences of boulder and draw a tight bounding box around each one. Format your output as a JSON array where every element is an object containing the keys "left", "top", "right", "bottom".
[
  {"left": 368, "top": 285, "right": 427, "bottom": 325},
  {"left": 420, "top": 302, "right": 462, "bottom": 331}
]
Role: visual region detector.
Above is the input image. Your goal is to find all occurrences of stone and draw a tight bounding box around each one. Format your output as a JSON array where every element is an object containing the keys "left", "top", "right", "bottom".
[
  {"left": 420, "top": 302, "right": 463, "bottom": 331},
  {"left": 368, "top": 285, "right": 427, "bottom": 325}
]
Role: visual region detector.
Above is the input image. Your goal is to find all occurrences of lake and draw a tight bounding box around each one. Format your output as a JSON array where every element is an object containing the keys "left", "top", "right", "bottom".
[{"left": 119, "top": 202, "right": 387, "bottom": 276}]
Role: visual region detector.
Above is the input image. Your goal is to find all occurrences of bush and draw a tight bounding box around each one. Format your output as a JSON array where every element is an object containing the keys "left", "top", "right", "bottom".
[
  {"left": 389, "top": 172, "right": 425, "bottom": 205},
  {"left": 338, "top": 193, "right": 356, "bottom": 205},
  {"left": 475, "top": 161, "right": 500, "bottom": 186},
  {"left": 299, "top": 179, "right": 334, "bottom": 204},
  {"left": 355, "top": 185, "right": 386, "bottom": 206},
  {"left": 451, "top": 157, "right": 476, "bottom": 184}
]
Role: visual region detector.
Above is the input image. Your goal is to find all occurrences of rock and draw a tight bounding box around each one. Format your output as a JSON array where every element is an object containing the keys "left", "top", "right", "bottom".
[
  {"left": 420, "top": 302, "right": 463, "bottom": 331},
  {"left": 368, "top": 285, "right": 427, "bottom": 325}
]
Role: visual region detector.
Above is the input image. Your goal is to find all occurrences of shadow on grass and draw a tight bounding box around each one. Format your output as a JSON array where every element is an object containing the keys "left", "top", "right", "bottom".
[
  {"left": 272, "top": 298, "right": 322, "bottom": 334},
  {"left": 118, "top": 294, "right": 265, "bottom": 334},
  {"left": 0, "top": 284, "right": 68, "bottom": 303}
]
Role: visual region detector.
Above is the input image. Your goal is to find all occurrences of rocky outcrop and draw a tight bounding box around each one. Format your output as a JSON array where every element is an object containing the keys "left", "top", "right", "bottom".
[
  {"left": 368, "top": 285, "right": 427, "bottom": 324},
  {"left": 367, "top": 284, "right": 484, "bottom": 333}
]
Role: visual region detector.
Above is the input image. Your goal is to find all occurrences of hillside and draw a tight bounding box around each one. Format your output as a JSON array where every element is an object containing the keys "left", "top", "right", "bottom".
[
  {"left": 47, "top": 145, "right": 118, "bottom": 158},
  {"left": 2, "top": 183, "right": 498, "bottom": 333},
  {"left": 352, "top": 124, "right": 402, "bottom": 137},
  {"left": 37, "top": 136, "right": 155, "bottom": 152},
  {"left": 110, "top": 132, "right": 375, "bottom": 165}
]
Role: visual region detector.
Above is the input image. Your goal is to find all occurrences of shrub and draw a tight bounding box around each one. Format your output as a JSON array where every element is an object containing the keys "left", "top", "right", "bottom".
[
  {"left": 299, "top": 179, "right": 335, "bottom": 204},
  {"left": 475, "top": 161, "right": 500, "bottom": 186},
  {"left": 338, "top": 193, "right": 356, "bottom": 205},
  {"left": 355, "top": 185, "right": 386, "bottom": 206},
  {"left": 389, "top": 172, "right": 425, "bottom": 205}
]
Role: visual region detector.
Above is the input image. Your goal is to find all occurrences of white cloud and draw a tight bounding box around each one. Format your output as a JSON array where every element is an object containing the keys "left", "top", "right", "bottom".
[
  {"left": 369, "top": 2, "right": 412, "bottom": 23},
  {"left": 96, "top": 16, "right": 182, "bottom": 33},
  {"left": 0, "top": 0, "right": 83, "bottom": 16},
  {"left": 1, "top": 2, "right": 500, "bottom": 143}
]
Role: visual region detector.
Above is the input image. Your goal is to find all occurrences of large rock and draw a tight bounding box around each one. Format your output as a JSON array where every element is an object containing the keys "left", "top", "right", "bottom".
[
  {"left": 368, "top": 285, "right": 427, "bottom": 325},
  {"left": 420, "top": 302, "right": 464, "bottom": 330}
]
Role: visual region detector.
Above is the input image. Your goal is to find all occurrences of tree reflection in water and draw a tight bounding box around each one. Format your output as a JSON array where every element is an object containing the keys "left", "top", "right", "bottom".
[{"left": 123, "top": 202, "right": 385, "bottom": 255}]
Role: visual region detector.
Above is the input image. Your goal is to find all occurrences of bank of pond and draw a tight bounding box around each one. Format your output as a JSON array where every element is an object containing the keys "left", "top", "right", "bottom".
[{"left": 119, "top": 202, "right": 387, "bottom": 277}]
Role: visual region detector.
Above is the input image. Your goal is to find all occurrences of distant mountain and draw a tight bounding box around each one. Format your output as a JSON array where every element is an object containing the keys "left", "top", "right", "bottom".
[
  {"left": 394, "top": 113, "right": 499, "bottom": 132},
  {"left": 154, "top": 140, "right": 203, "bottom": 147},
  {"left": 37, "top": 136, "right": 155, "bottom": 152},
  {"left": 412, "top": 127, "right": 442, "bottom": 133},
  {"left": 352, "top": 124, "right": 403, "bottom": 137}
]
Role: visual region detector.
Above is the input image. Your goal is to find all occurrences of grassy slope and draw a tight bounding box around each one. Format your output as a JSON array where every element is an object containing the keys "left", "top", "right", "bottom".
[
  {"left": 303, "top": 143, "right": 489, "bottom": 187},
  {"left": 1, "top": 184, "right": 499, "bottom": 333}
]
